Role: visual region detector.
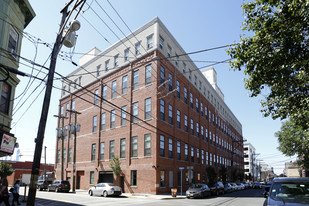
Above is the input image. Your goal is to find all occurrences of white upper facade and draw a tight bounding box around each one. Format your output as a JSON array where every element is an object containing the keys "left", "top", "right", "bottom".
[{"left": 61, "top": 17, "right": 242, "bottom": 135}]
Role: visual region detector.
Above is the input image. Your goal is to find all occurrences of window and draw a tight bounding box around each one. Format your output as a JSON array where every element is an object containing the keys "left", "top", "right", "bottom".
[
  {"left": 94, "top": 89, "right": 99, "bottom": 105},
  {"left": 190, "top": 119, "right": 194, "bottom": 135},
  {"left": 100, "top": 142, "right": 105, "bottom": 160},
  {"left": 167, "top": 45, "right": 172, "bottom": 57},
  {"left": 201, "top": 149, "right": 204, "bottom": 164},
  {"left": 144, "top": 134, "right": 151, "bottom": 156},
  {"left": 184, "top": 87, "right": 187, "bottom": 104},
  {"left": 90, "top": 171, "right": 94, "bottom": 185},
  {"left": 184, "top": 115, "right": 188, "bottom": 132},
  {"left": 124, "top": 48, "right": 129, "bottom": 62},
  {"left": 92, "top": 116, "right": 97, "bottom": 133},
  {"left": 206, "top": 152, "right": 209, "bottom": 165},
  {"left": 196, "top": 122, "right": 199, "bottom": 137},
  {"left": 160, "top": 135, "right": 165, "bottom": 157},
  {"left": 135, "top": 42, "right": 141, "bottom": 55},
  {"left": 120, "top": 138, "right": 126, "bottom": 158},
  {"left": 176, "top": 80, "right": 180, "bottom": 98},
  {"left": 194, "top": 75, "right": 197, "bottom": 85},
  {"left": 160, "top": 66, "right": 165, "bottom": 85},
  {"left": 182, "top": 62, "right": 186, "bottom": 74},
  {"left": 189, "top": 69, "right": 192, "bottom": 80},
  {"left": 133, "top": 70, "right": 139, "bottom": 90},
  {"left": 63, "top": 149, "right": 66, "bottom": 163},
  {"left": 101, "top": 113, "right": 106, "bottom": 131},
  {"left": 175, "top": 54, "right": 178, "bottom": 67},
  {"left": 176, "top": 110, "right": 181, "bottom": 129},
  {"left": 209, "top": 110, "right": 212, "bottom": 122},
  {"left": 201, "top": 103, "right": 203, "bottom": 116},
  {"left": 71, "top": 100, "right": 75, "bottom": 111},
  {"left": 60, "top": 106, "right": 64, "bottom": 116},
  {"left": 110, "top": 110, "right": 115, "bottom": 129},
  {"left": 168, "top": 104, "right": 173, "bottom": 124},
  {"left": 122, "top": 76, "right": 128, "bottom": 94},
  {"left": 132, "top": 102, "right": 138, "bottom": 123},
  {"left": 168, "top": 138, "right": 173, "bottom": 158},
  {"left": 114, "top": 54, "right": 119, "bottom": 67},
  {"left": 112, "top": 81, "right": 117, "bottom": 98},
  {"left": 102, "top": 85, "right": 107, "bottom": 101},
  {"left": 145, "top": 64, "right": 152, "bottom": 85},
  {"left": 160, "top": 99, "right": 165, "bottom": 121},
  {"left": 109, "top": 140, "right": 115, "bottom": 159},
  {"left": 196, "top": 98, "right": 199, "bottom": 112},
  {"left": 66, "top": 103, "right": 69, "bottom": 117},
  {"left": 79, "top": 76, "right": 82, "bottom": 86},
  {"left": 8, "top": 26, "right": 18, "bottom": 56},
  {"left": 185, "top": 144, "right": 188, "bottom": 161},
  {"left": 105, "top": 60, "right": 109, "bottom": 71},
  {"left": 131, "top": 170, "right": 137, "bottom": 186},
  {"left": 131, "top": 136, "right": 138, "bottom": 157},
  {"left": 62, "top": 86, "right": 66, "bottom": 96},
  {"left": 159, "top": 36, "right": 164, "bottom": 50},
  {"left": 68, "top": 148, "right": 72, "bottom": 163},
  {"left": 97, "top": 65, "right": 101, "bottom": 77},
  {"left": 0, "top": 82, "right": 11, "bottom": 114},
  {"left": 197, "top": 148, "right": 200, "bottom": 163},
  {"left": 121, "top": 106, "right": 126, "bottom": 126},
  {"left": 57, "top": 150, "right": 60, "bottom": 163},
  {"left": 74, "top": 79, "right": 78, "bottom": 89},
  {"left": 201, "top": 125, "right": 204, "bottom": 139},
  {"left": 205, "top": 106, "right": 208, "bottom": 120},
  {"left": 147, "top": 35, "right": 153, "bottom": 49},
  {"left": 145, "top": 98, "right": 151, "bottom": 120},
  {"left": 168, "top": 73, "right": 173, "bottom": 91},
  {"left": 91, "top": 144, "right": 96, "bottom": 161},
  {"left": 191, "top": 146, "right": 194, "bottom": 162},
  {"left": 160, "top": 171, "right": 165, "bottom": 187},
  {"left": 210, "top": 131, "right": 212, "bottom": 143},
  {"left": 177, "top": 141, "right": 181, "bottom": 160}
]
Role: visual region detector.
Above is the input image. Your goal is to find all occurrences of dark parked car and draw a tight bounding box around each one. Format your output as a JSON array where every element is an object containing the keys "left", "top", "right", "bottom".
[
  {"left": 253, "top": 182, "right": 262, "bottom": 189},
  {"left": 36, "top": 180, "right": 52, "bottom": 191},
  {"left": 209, "top": 181, "right": 225, "bottom": 196},
  {"left": 186, "top": 184, "right": 211, "bottom": 199},
  {"left": 263, "top": 177, "right": 309, "bottom": 206},
  {"left": 224, "top": 183, "right": 234, "bottom": 193},
  {"left": 47, "top": 180, "right": 70, "bottom": 192}
]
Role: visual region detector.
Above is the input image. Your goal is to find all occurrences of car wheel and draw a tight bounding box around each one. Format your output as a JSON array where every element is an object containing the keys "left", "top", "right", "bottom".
[
  {"left": 103, "top": 191, "right": 108, "bottom": 197},
  {"left": 55, "top": 188, "right": 59, "bottom": 193},
  {"left": 89, "top": 190, "right": 93, "bottom": 196}
]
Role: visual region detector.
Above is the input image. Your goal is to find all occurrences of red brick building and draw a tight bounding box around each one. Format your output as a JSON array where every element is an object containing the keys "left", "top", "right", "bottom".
[
  {"left": 56, "top": 17, "right": 244, "bottom": 194},
  {"left": 4, "top": 161, "right": 54, "bottom": 186}
]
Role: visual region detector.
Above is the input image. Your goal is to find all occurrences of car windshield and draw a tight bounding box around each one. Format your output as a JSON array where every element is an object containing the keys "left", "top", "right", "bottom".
[
  {"left": 190, "top": 184, "right": 203, "bottom": 189},
  {"left": 270, "top": 182, "right": 309, "bottom": 202}
]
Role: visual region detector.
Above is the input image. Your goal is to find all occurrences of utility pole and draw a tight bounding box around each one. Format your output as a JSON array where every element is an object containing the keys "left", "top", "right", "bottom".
[
  {"left": 67, "top": 109, "right": 81, "bottom": 192},
  {"left": 44, "top": 146, "right": 46, "bottom": 181},
  {"left": 54, "top": 115, "right": 68, "bottom": 180},
  {"left": 27, "top": 1, "right": 85, "bottom": 205}
]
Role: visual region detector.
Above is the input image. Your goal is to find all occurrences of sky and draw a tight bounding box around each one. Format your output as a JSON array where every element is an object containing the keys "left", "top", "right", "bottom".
[{"left": 5, "top": 0, "right": 296, "bottom": 175}]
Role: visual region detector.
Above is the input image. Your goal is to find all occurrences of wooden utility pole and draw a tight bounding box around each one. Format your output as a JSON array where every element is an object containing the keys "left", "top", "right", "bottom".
[{"left": 67, "top": 109, "right": 81, "bottom": 192}]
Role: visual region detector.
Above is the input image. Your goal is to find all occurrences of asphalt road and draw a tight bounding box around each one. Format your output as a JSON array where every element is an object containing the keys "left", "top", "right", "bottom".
[{"left": 16, "top": 187, "right": 266, "bottom": 206}]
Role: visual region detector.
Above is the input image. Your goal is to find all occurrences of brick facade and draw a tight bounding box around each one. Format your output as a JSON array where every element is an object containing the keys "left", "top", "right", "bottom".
[{"left": 56, "top": 17, "right": 244, "bottom": 194}]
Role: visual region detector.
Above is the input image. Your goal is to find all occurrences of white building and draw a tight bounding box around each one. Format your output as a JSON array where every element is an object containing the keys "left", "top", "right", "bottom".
[{"left": 244, "top": 142, "right": 259, "bottom": 180}]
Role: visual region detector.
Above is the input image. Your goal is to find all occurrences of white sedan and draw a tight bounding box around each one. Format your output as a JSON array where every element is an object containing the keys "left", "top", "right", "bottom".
[{"left": 88, "top": 183, "right": 122, "bottom": 197}]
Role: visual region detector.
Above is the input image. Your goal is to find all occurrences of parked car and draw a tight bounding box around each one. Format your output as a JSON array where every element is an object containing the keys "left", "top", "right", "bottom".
[
  {"left": 224, "top": 183, "right": 234, "bottom": 193},
  {"left": 253, "top": 182, "right": 262, "bottom": 189},
  {"left": 263, "top": 177, "right": 309, "bottom": 206},
  {"left": 230, "top": 183, "right": 237, "bottom": 191},
  {"left": 36, "top": 180, "right": 52, "bottom": 191},
  {"left": 47, "top": 180, "right": 70, "bottom": 192},
  {"left": 88, "top": 183, "right": 122, "bottom": 197},
  {"left": 237, "top": 183, "right": 245, "bottom": 190},
  {"left": 186, "top": 184, "right": 211, "bottom": 199},
  {"left": 209, "top": 181, "right": 225, "bottom": 196},
  {"left": 242, "top": 182, "right": 250, "bottom": 189}
]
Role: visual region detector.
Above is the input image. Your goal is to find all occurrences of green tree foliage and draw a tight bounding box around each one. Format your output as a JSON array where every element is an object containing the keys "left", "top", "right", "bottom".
[
  {"left": 0, "top": 161, "right": 13, "bottom": 179},
  {"left": 227, "top": 0, "right": 309, "bottom": 130},
  {"left": 206, "top": 166, "right": 217, "bottom": 186},
  {"left": 275, "top": 120, "right": 309, "bottom": 169},
  {"left": 219, "top": 166, "right": 227, "bottom": 184},
  {"left": 109, "top": 156, "right": 122, "bottom": 178}
]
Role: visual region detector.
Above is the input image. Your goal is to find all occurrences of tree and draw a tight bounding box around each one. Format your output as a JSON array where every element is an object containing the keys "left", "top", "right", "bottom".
[
  {"left": 227, "top": 0, "right": 309, "bottom": 130},
  {"left": 109, "top": 156, "right": 122, "bottom": 185},
  {"left": 0, "top": 161, "right": 13, "bottom": 179},
  {"left": 219, "top": 166, "right": 227, "bottom": 184},
  {"left": 275, "top": 119, "right": 309, "bottom": 169},
  {"left": 206, "top": 166, "right": 217, "bottom": 186}
]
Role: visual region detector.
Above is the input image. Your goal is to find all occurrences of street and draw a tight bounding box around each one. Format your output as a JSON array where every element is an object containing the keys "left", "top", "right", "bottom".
[{"left": 15, "top": 187, "right": 266, "bottom": 206}]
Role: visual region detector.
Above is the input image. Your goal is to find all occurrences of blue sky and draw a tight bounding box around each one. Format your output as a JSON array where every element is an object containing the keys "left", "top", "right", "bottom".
[{"left": 7, "top": 0, "right": 295, "bottom": 174}]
